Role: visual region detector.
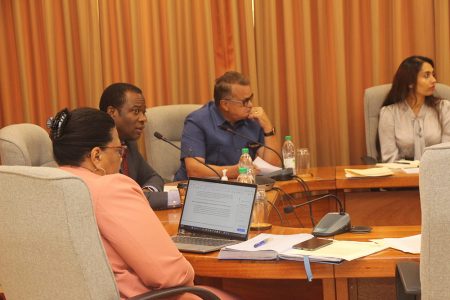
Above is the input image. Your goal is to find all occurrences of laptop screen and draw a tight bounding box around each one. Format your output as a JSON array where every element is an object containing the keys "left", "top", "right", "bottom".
[{"left": 179, "top": 177, "right": 257, "bottom": 240}]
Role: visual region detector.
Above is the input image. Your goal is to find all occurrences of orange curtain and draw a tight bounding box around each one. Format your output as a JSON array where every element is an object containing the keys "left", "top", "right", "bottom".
[
  {"left": 2, "top": 0, "right": 450, "bottom": 165},
  {"left": 83, "top": 0, "right": 255, "bottom": 107},
  {"left": 0, "top": 0, "right": 101, "bottom": 128},
  {"left": 253, "top": 0, "right": 448, "bottom": 166},
  {"left": 0, "top": 0, "right": 254, "bottom": 126},
  {"left": 0, "top": 0, "right": 254, "bottom": 157}
]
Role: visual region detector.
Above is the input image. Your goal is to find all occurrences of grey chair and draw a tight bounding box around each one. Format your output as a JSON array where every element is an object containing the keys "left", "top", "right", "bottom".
[
  {"left": 144, "top": 104, "right": 202, "bottom": 182},
  {"left": 363, "top": 83, "right": 450, "bottom": 162},
  {"left": 0, "top": 123, "right": 56, "bottom": 166},
  {"left": 0, "top": 166, "right": 219, "bottom": 300},
  {"left": 396, "top": 142, "right": 450, "bottom": 299}
]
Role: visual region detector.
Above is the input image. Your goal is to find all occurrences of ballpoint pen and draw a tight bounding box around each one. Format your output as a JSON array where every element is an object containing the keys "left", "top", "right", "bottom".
[
  {"left": 395, "top": 161, "right": 411, "bottom": 165},
  {"left": 253, "top": 238, "right": 272, "bottom": 248}
]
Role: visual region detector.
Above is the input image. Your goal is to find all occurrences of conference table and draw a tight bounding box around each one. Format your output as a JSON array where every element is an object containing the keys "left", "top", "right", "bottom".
[
  {"left": 271, "top": 165, "right": 420, "bottom": 227},
  {"left": 334, "top": 165, "right": 420, "bottom": 226},
  {"left": 0, "top": 166, "right": 422, "bottom": 300},
  {"left": 156, "top": 207, "right": 420, "bottom": 300},
  {"left": 270, "top": 167, "right": 337, "bottom": 227}
]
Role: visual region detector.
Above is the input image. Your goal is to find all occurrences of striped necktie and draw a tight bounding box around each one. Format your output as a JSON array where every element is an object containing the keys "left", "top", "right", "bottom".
[{"left": 121, "top": 143, "right": 129, "bottom": 176}]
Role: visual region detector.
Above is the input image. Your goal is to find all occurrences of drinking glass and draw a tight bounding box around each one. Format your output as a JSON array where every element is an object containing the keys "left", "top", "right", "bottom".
[
  {"left": 250, "top": 185, "right": 272, "bottom": 230},
  {"left": 177, "top": 182, "right": 188, "bottom": 205},
  {"left": 296, "top": 148, "right": 311, "bottom": 177}
]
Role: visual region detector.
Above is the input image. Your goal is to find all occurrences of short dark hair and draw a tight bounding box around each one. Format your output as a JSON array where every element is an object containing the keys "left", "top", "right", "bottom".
[
  {"left": 213, "top": 71, "right": 250, "bottom": 106},
  {"left": 99, "top": 83, "right": 142, "bottom": 112},
  {"left": 382, "top": 55, "right": 439, "bottom": 108},
  {"left": 50, "top": 107, "right": 115, "bottom": 166}
]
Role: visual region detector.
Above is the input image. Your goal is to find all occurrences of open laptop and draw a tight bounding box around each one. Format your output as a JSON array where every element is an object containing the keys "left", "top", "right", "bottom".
[{"left": 172, "top": 177, "right": 257, "bottom": 253}]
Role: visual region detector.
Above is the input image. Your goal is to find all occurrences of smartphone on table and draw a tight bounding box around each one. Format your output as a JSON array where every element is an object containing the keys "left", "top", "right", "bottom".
[{"left": 292, "top": 237, "right": 333, "bottom": 251}]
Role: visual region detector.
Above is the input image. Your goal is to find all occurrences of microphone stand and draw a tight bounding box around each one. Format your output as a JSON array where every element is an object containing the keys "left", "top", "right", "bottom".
[
  {"left": 284, "top": 193, "right": 345, "bottom": 215},
  {"left": 283, "top": 193, "right": 351, "bottom": 237}
]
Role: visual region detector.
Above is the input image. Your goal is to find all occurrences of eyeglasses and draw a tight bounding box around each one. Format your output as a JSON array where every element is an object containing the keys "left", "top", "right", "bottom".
[
  {"left": 100, "top": 145, "right": 127, "bottom": 157},
  {"left": 223, "top": 94, "right": 254, "bottom": 107}
]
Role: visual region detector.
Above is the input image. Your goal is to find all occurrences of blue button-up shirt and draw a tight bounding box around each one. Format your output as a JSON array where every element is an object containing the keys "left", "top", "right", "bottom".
[{"left": 175, "top": 101, "right": 264, "bottom": 180}]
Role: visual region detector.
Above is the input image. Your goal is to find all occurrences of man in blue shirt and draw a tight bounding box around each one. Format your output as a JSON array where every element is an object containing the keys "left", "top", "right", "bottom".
[{"left": 175, "top": 71, "right": 281, "bottom": 180}]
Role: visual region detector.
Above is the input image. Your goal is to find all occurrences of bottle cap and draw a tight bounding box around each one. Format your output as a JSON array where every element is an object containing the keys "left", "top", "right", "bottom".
[
  {"left": 284, "top": 136, "right": 292, "bottom": 141},
  {"left": 241, "top": 148, "right": 249, "bottom": 154},
  {"left": 238, "top": 167, "right": 248, "bottom": 174}
]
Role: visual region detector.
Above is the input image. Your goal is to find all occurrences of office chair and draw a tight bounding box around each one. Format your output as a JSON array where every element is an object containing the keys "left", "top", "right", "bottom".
[
  {"left": 144, "top": 104, "right": 202, "bottom": 182},
  {"left": 0, "top": 123, "right": 56, "bottom": 166},
  {"left": 396, "top": 142, "right": 450, "bottom": 299},
  {"left": 363, "top": 83, "right": 450, "bottom": 163},
  {"left": 0, "top": 166, "right": 219, "bottom": 300}
]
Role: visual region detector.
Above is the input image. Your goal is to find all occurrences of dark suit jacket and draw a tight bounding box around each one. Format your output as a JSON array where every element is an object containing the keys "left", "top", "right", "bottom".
[{"left": 122, "top": 141, "right": 164, "bottom": 191}]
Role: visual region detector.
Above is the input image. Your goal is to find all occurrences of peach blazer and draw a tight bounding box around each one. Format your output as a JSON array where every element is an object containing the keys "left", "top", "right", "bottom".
[{"left": 60, "top": 166, "right": 195, "bottom": 299}]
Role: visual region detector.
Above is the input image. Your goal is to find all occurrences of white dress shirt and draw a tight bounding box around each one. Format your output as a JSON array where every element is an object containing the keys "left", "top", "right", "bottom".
[{"left": 378, "top": 99, "right": 450, "bottom": 162}]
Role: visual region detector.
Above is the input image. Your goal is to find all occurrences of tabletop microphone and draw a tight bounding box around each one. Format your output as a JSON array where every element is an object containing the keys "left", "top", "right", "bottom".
[
  {"left": 218, "top": 124, "right": 293, "bottom": 181},
  {"left": 153, "top": 131, "right": 221, "bottom": 179},
  {"left": 284, "top": 194, "right": 351, "bottom": 237}
]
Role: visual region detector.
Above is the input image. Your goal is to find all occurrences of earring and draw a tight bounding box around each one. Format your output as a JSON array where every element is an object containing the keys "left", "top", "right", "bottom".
[{"left": 93, "top": 166, "right": 106, "bottom": 176}]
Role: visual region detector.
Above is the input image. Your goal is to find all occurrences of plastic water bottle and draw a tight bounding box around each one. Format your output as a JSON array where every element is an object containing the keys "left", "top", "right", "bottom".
[
  {"left": 238, "top": 148, "right": 255, "bottom": 181},
  {"left": 282, "top": 136, "right": 296, "bottom": 175},
  {"left": 237, "top": 167, "right": 254, "bottom": 184}
]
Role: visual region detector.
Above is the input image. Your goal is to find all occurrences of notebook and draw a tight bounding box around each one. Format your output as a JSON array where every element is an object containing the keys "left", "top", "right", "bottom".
[{"left": 172, "top": 177, "right": 257, "bottom": 253}]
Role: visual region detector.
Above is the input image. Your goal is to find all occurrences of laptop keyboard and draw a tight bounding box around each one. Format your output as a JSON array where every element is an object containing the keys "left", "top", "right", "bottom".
[{"left": 172, "top": 236, "right": 234, "bottom": 246}]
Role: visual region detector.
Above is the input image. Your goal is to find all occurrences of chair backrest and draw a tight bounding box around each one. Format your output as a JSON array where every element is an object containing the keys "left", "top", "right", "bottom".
[
  {"left": 144, "top": 104, "right": 202, "bottom": 182},
  {"left": 419, "top": 142, "right": 450, "bottom": 299},
  {"left": 0, "top": 123, "right": 56, "bottom": 166},
  {"left": 363, "top": 83, "right": 450, "bottom": 161},
  {"left": 0, "top": 166, "right": 120, "bottom": 300}
]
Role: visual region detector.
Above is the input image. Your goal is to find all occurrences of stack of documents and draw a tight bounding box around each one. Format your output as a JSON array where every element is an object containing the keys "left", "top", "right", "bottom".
[
  {"left": 218, "top": 233, "right": 313, "bottom": 260},
  {"left": 279, "top": 240, "right": 388, "bottom": 262},
  {"left": 345, "top": 167, "right": 393, "bottom": 178},
  {"left": 218, "top": 233, "right": 388, "bottom": 263}
]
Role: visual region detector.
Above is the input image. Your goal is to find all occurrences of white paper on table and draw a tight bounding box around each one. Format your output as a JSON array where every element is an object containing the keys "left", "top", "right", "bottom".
[
  {"left": 281, "top": 240, "right": 388, "bottom": 262},
  {"left": 253, "top": 156, "right": 282, "bottom": 175},
  {"left": 164, "top": 185, "right": 179, "bottom": 192},
  {"left": 377, "top": 160, "right": 420, "bottom": 170},
  {"left": 345, "top": 167, "right": 393, "bottom": 178},
  {"left": 371, "top": 234, "right": 421, "bottom": 254},
  {"left": 223, "top": 233, "right": 313, "bottom": 252},
  {"left": 402, "top": 168, "right": 419, "bottom": 174}
]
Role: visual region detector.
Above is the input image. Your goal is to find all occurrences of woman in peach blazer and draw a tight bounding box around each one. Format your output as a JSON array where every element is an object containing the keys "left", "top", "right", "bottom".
[{"left": 48, "top": 107, "right": 236, "bottom": 300}]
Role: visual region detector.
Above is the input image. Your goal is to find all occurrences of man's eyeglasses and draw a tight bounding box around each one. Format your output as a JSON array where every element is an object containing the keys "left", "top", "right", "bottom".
[
  {"left": 101, "top": 145, "right": 128, "bottom": 157},
  {"left": 223, "top": 94, "right": 254, "bottom": 107}
]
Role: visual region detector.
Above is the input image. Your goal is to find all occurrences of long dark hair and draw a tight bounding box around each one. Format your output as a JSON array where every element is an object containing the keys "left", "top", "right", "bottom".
[
  {"left": 382, "top": 55, "right": 440, "bottom": 110},
  {"left": 48, "top": 107, "right": 115, "bottom": 166}
]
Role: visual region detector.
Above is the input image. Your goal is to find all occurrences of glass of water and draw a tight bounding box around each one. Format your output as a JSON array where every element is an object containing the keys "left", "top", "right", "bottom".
[{"left": 296, "top": 148, "right": 311, "bottom": 177}]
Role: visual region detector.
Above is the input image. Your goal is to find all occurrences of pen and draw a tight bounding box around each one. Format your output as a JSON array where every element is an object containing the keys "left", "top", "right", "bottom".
[
  {"left": 395, "top": 161, "right": 411, "bottom": 165},
  {"left": 253, "top": 238, "right": 272, "bottom": 248}
]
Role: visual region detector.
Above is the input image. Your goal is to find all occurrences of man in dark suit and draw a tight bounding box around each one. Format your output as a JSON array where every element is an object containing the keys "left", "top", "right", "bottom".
[{"left": 99, "top": 83, "right": 164, "bottom": 192}]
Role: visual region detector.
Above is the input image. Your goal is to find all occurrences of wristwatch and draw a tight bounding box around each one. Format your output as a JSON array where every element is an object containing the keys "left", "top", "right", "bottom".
[{"left": 264, "top": 127, "right": 276, "bottom": 137}]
